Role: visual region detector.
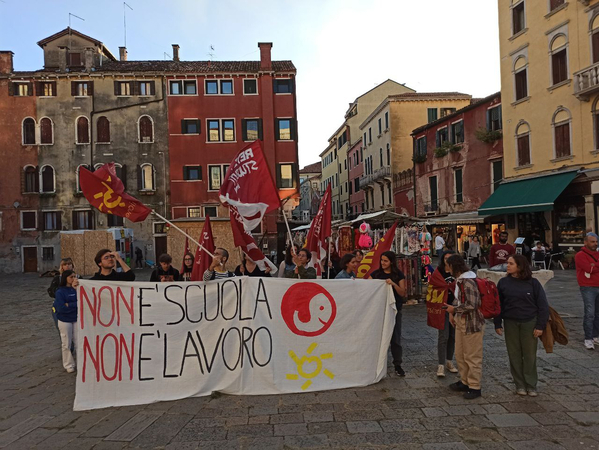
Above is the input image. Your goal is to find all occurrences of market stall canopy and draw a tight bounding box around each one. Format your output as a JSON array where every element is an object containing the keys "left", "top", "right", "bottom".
[
  {"left": 350, "top": 210, "right": 418, "bottom": 225},
  {"left": 291, "top": 222, "right": 312, "bottom": 231},
  {"left": 478, "top": 171, "right": 578, "bottom": 216},
  {"left": 427, "top": 212, "right": 489, "bottom": 225}
]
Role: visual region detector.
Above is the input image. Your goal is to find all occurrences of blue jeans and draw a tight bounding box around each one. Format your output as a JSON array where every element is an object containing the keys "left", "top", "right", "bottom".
[{"left": 580, "top": 287, "right": 599, "bottom": 340}]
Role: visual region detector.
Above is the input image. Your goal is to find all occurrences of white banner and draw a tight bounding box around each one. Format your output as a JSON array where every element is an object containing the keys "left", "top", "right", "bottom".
[{"left": 73, "top": 278, "right": 396, "bottom": 411}]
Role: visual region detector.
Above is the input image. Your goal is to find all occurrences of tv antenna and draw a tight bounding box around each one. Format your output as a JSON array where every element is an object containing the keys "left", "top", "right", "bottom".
[
  {"left": 208, "top": 44, "right": 215, "bottom": 60},
  {"left": 123, "top": 2, "right": 133, "bottom": 47},
  {"left": 164, "top": 52, "right": 172, "bottom": 60},
  {"left": 68, "top": 13, "right": 84, "bottom": 52}
]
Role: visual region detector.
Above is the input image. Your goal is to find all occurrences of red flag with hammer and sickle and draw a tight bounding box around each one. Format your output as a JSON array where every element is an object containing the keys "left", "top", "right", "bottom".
[{"left": 79, "top": 163, "right": 151, "bottom": 222}]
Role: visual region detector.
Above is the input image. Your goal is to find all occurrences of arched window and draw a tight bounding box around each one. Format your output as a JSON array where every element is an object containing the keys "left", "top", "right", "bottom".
[
  {"left": 76, "top": 164, "right": 90, "bottom": 192},
  {"left": 552, "top": 108, "right": 571, "bottom": 159},
  {"left": 40, "top": 165, "right": 55, "bottom": 193},
  {"left": 550, "top": 34, "right": 568, "bottom": 86},
  {"left": 114, "top": 163, "right": 127, "bottom": 189},
  {"left": 591, "top": 14, "right": 599, "bottom": 64},
  {"left": 39, "top": 118, "right": 53, "bottom": 145},
  {"left": 139, "top": 163, "right": 155, "bottom": 191},
  {"left": 593, "top": 97, "right": 599, "bottom": 151},
  {"left": 513, "top": 56, "right": 528, "bottom": 101},
  {"left": 139, "top": 116, "right": 154, "bottom": 143},
  {"left": 515, "top": 121, "right": 531, "bottom": 166},
  {"left": 23, "top": 165, "right": 39, "bottom": 193},
  {"left": 97, "top": 116, "right": 110, "bottom": 143},
  {"left": 22, "top": 118, "right": 35, "bottom": 145},
  {"left": 76, "top": 116, "right": 89, "bottom": 144}
]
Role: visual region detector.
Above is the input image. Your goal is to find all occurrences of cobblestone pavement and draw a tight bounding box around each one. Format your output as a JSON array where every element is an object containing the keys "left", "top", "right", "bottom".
[{"left": 1, "top": 269, "right": 599, "bottom": 449}]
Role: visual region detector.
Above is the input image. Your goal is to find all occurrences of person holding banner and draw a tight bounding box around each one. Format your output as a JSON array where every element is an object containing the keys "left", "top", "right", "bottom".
[
  {"left": 335, "top": 253, "right": 359, "bottom": 279},
  {"left": 203, "top": 248, "right": 235, "bottom": 281},
  {"left": 150, "top": 254, "right": 180, "bottom": 282},
  {"left": 354, "top": 249, "right": 364, "bottom": 264},
  {"left": 279, "top": 244, "right": 300, "bottom": 278},
  {"left": 444, "top": 255, "right": 485, "bottom": 400},
  {"left": 235, "top": 253, "right": 272, "bottom": 277},
  {"left": 53, "top": 270, "right": 78, "bottom": 373},
  {"left": 180, "top": 253, "right": 194, "bottom": 282},
  {"left": 370, "top": 251, "right": 407, "bottom": 377},
  {"left": 89, "top": 249, "right": 135, "bottom": 281},
  {"left": 285, "top": 248, "right": 317, "bottom": 279}
]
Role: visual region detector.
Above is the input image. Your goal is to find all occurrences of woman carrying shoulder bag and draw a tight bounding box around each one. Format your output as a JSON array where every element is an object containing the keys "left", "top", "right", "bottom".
[{"left": 495, "top": 254, "right": 549, "bottom": 397}]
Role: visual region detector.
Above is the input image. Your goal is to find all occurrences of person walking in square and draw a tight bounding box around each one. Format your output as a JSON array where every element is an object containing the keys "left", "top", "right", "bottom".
[
  {"left": 495, "top": 255, "right": 549, "bottom": 396},
  {"left": 53, "top": 270, "right": 78, "bottom": 373},
  {"left": 575, "top": 233, "right": 599, "bottom": 350}
]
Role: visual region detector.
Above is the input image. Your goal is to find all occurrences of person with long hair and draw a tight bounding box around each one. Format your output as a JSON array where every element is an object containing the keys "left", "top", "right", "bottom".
[
  {"left": 444, "top": 254, "right": 485, "bottom": 399},
  {"left": 285, "top": 248, "right": 317, "bottom": 279},
  {"left": 48, "top": 258, "right": 74, "bottom": 334},
  {"left": 53, "top": 270, "right": 78, "bottom": 373},
  {"left": 335, "top": 253, "right": 358, "bottom": 279},
  {"left": 235, "top": 252, "right": 272, "bottom": 277},
  {"left": 495, "top": 255, "right": 549, "bottom": 396},
  {"left": 370, "top": 251, "right": 407, "bottom": 376},
  {"left": 279, "top": 244, "right": 300, "bottom": 278},
  {"left": 427, "top": 251, "right": 459, "bottom": 377},
  {"left": 180, "top": 252, "right": 194, "bottom": 281}
]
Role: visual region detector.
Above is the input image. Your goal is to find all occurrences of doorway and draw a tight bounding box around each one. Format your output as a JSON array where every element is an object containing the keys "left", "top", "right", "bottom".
[
  {"left": 154, "top": 236, "right": 167, "bottom": 262},
  {"left": 23, "top": 246, "right": 38, "bottom": 273}
]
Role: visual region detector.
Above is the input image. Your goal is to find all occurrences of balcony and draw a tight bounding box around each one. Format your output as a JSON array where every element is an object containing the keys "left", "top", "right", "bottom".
[
  {"left": 424, "top": 203, "right": 439, "bottom": 215},
  {"left": 359, "top": 174, "right": 374, "bottom": 190},
  {"left": 574, "top": 62, "right": 599, "bottom": 100},
  {"left": 373, "top": 166, "right": 392, "bottom": 184}
]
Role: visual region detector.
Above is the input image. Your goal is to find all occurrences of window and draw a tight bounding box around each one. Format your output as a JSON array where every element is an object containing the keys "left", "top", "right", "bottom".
[
  {"left": 415, "top": 136, "right": 427, "bottom": 158},
  {"left": 38, "top": 82, "right": 56, "bottom": 97},
  {"left": 388, "top": 184, "right": 392, "bottom": 205},
  {"left": 183, "top": 165, "right": 202, "bottom": 181},
  {"left": 276, "top": 118, "right": 293, "bottom": 140},
  {"left": 243, "top": 79, "right": 258, "bottom": 94},
  {"left": 76, "top": 165, "right": 90, "bottom": 192},
  {"left": 139, "top": 164, "right": 156, "bottom": 191},
  {"left": 512, "top": 1, "right": 525, "bottom": 35},
  {"left": 223, "top": 119, "right": 234, "bottom": 141},
  {"left": 242, "top": 119, "right": 262, "bottom": 141},
  {"left": 72, "top": 210, "right": 93, "bottom": 230},
  {"left": 277, "top": 164, "right": 295, "bottom": 189},
  {"left": 368, "top": 128, "right": 372, "bottom": 144},
  {"left": 21, "top": 211, "right": 37, "bottom": 230},
  {"left": 169, "top": 80, "right": 196, "bottom": 95},
  {"left": 41, "top": 166, "right": 55, "bottom": 193},
  {"left": 440, "top": 108, "right": 457, "bottom": 118},
  {"left": 116, "top": 81, "right": 132, "bottom": 96},
  {"left": 454, "top": 168, "right": 463, "bottom": 203},
  {"left": 22, "top": 118, "right": 35, "bottom": 145},
  {"left": 492, "top": 160, "right": 503, "bottom": 192},
  {"left": 138, "top": 116, "right": 154, "bottom": 143},
  {"left": 181, "top": 119, "right": 201, "bottom": 134},
  {"left": 68, "top": 52, "right": 82, "bottom": 66},
  {"left": 138, "top": 81, "right": 154, "bottom": 96},
  {"left": 187, "top": 207, "right": 202, "bottom": 218},
  {"left": 24, "top": 166, "right": 39, "bottom": 193},
  {"left": 204, "top": 206, "right": 218, "bottom": 217},
  {"left": 354, "top": 178, "right": 359, "bottom": 193},
  {"left": 11, "top": 82, "right": 31, "bottom": 96},
  {"left": 338, "top": 131, "right": 347, "bottom": 148},
  {"left": 430, "top": 176, "right": 438, "bottom": 211},
  {"left": 553, "top": 108, "right": 571, "bottom": 159},
  {"left": 40, "top": 118, "right": 53, "bottom": 145},
  {"left": 451, "top": 121, "right": 464, "bottom": 144},
  {"left": 205, "top": 79, "right": 233, "bottom": 95},
  {"left": 550, "top": 35, "right": 568, "bottom": 85},
  {"left": 220, "top": 80, "right": 233, "bottom": 95},
  {"left": 205, "top": 80, "right": 218, "bottom": 95},
  {"left": 71, "top": 81, "right": 92, "bottom": 97},
  {"left": 107, "top": 214, "right": 124, "bottom": 227},
  {"left": 385, "top": 112, "right": 389, "bottom": 130},
  {"left": 208, "top": 165, "right": 229, "bottom": 190},
  {"left": 114, "top": 164, "right": 127, "bottom": 189},
  {"left": 427, "top": 108, "right": 438, "bottom": 123},
  {"left": 75, "top": 117, "right": 89, "bottom": 144},
  {"left": 96, "top": 116, "right": 110, "bottom": 143},
  {"left": 378, "top": 118, "right": 382, "bottom": 135},
  {"left": 273, "top": 79, "right": 293, "bottom": 94},
  {"left": 387, "top": 143, "right": 391, "bottom": 165},
  {"left": 42, "top": 247, "right": 54, "bottom": 261},
  {"left": 208, "top": 120, "right": 220, "bottom": 142},
  {"left": 514, "top": 58, "right": 528, "bottom": 100},
  {"left": 380, "top": 184, "right": 385, "bottom": 205},
  {"left": 550, "top": 0, "right": 564, "bottom": 10},
  {"left": 436, "top": 127, "right": 448, "bottom": 147},
  {"left": 515, "top": 122, "right": 531, "bottom": 166},
  {"left": 380, "top": 148, "right": 383, "bottom": 167},
  {"left": 487, "top": 106, "right": 502, "bottom": 131},
  {"left": 42, "top": 211, "right": 61, "bottom": 231},
  {"left": 593, "top": 18, "right": 599, "bottom": 64},
  {"left": 207, "top": 119, "right": 235, "bottom": 142}
]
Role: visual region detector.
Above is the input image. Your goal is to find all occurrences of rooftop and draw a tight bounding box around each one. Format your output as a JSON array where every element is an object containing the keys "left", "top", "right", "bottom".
[{"left": 299, "top": 162, "right": 322, "bottom": 174}]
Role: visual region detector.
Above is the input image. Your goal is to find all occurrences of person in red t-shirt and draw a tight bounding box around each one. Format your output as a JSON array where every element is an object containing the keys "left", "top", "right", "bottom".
[
  {"left": 575, "top": 233, "right": 599, "bottom": 350},
  {"left": 489, "top": 232, "right": 515, "bottom": 268}
]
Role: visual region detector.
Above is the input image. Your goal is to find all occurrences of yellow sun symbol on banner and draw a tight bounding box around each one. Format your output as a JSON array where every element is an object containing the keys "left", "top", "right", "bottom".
[{"left": 286, "top": 343, "right": 335, "bottom": 390}]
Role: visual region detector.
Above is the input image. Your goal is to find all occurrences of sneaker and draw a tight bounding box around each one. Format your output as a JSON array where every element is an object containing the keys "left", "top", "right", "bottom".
[
  {"left": 594, "top": 337, "right": 599, "bottom": 345},
  {"left": 585, "top": 339, "right": 595, "bottom": 350},
  {"left": 445, "top": 361, "right": 458, "bottom": 373},
  {"left": 516, "top": 388, "right": 527, "bottom": 396},
  {"left": 527, "top": 389, "right": 538, "bottom": 397},
  {"left": 463, "top": 389, "right": 482, "bottom": 400},
  {"left": 437, "top": 364, "right": 445, "bottom": 377},
  {"left": 449, "top": 381, "right": 469, "bottom": 392},
  {"left": 66, "top": 367, "right": 75, "bottom": 373},
  {"left": 394, "top": 366, "right": 406, "bottom": 377}
]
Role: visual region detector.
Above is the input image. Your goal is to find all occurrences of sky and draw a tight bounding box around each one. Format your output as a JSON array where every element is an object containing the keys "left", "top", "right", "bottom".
[{"left": 0, "top": 0, "right": 501, "bottom": 167}]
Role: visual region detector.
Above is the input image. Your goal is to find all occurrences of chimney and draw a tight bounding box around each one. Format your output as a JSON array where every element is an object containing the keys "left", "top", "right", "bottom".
[
  {"left": 119, "top": 46, "right": 128, "bottom": 61},
  {"left": 0, "top": 51, "right": 14, "bottom": 74},
  {"left": 258, "top": 42, "right": 272, "bottom": 71},
  {"left": 84, "top": 48, "right": 94, "bottom": 71},
  {"left": 172, "top": 44, "right": 180, "bottom": 62},
  {"left": 58, "top": 46, "right": 67, "bottom": 72}
]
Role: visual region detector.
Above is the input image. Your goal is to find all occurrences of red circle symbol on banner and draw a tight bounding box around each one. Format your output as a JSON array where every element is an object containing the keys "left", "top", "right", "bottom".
[{"left": 281, "top": 282, "right": 337, "bottom": 337}]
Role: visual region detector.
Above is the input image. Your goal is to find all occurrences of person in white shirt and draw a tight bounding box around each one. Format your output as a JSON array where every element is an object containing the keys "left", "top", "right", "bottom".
[{"left": 435, "top": 232, "right": 446, "bottom": 257}]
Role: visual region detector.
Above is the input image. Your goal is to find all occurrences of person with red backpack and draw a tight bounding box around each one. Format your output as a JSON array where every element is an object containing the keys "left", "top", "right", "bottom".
[
  {"left": 495, "top": 255, "right": 549, "bottom": 397},
  {"left": 444, "top": 254, "right": 485, "bottom": 400}
]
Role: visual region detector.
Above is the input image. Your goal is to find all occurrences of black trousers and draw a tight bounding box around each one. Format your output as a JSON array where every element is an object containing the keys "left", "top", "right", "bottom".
[
  {"left": 391, "top": 304, "right": 403, "bottom": 367},
  {"left": 470, "top": 257, "right": 481, "bottom": 270}
]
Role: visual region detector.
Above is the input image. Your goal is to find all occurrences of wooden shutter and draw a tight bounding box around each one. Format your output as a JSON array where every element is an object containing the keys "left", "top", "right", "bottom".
[
  {"left": 35, "top": 81, "right": 41, "bottom": 96},
  {"left": 52, "top": 82, "right": 57, "bottom": 96},
  {"left": 181, "top": 119, "right": 187, "bottom": 134},
  {"left": 88, "top": 81, "right": 94, "bottom": 96},
  {"left": 121, "top": 165, "right": 127, "bottom": 189},
  {"left": 291, "top": 119, "right": 297, "bottom": 141},
  {"left": 555, "top": 124, "right": 570, "bottom": 158},
  {"left": 183, "top": 166, "right": 189, "bottom": 180},
  {"left": 515, "top": 70, "right": 527, "bottom": 100},
  {"left": 276, "top": 164, "right": 282, "bottom": 188},
  {"left": 242, "top": 119, "right": 248, "bottom": 141},
  {"left": 8, "top": 81, "right": 13, "bottom": 96},
  {"left": 137, "top": 166, "right": 142, "bottom": 190},
  {"left": 195, "top": 120, "right": 201, "bottom": 134},
  {"left": 97, "top": 117, "right": 110, "bottom": 143},
  {"left": 114, "top": 81, "right": 120, "bottom": 95},
  {"left": 71, "top": 81, "right": 77, "bottom": 96},
  {"left": 258, "top": 119, "right": 263, "bottom": 140},
  {"left": 275, "top": 120, "right": 280, "bottom": 140},
  {"left": 150, "top": 81, "right": 156, "bottom": 95},
  {"left": 40, "top": 118, "right": 52, "bottom": 144},
  {"left": 593, "top": 33, "right": 599, "bottom": 64},
  {"left": 132, "top": 81, "right": 140, "bottom": 96}
]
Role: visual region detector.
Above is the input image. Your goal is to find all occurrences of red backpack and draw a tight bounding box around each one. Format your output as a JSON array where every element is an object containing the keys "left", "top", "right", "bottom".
[{"left": 459, "top": 278, "right": 501, "bottom": 319}]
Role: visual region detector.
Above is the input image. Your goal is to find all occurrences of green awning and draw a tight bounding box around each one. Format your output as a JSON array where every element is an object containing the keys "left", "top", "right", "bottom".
[{"left": 478, "top": 171, "right": 578, "bottom": 216}]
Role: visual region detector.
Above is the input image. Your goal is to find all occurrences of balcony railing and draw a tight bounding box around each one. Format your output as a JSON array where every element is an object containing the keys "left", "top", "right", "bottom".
[
  {"left": 574, "top": 61, "right": 599, "bottom": 100},
  {"left": 373, "top": 166, "right": 392, "bottom": 184},
  {"left": 359, "top": 174, "right": 374, "bottom": 189}
]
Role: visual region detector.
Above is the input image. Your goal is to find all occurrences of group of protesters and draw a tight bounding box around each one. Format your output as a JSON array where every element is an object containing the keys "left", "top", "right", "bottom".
[{"left": 48, "top": 240, "right": 557, "bottom": 404}]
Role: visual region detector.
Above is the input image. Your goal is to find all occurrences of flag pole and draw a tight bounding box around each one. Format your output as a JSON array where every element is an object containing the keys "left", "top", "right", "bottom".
[
  {"left": 281, "top": 201, "right": 297, "bottom": 255},
  {"left": 327, "top": 238, "right": 330, "bottom": 279},
  {"left": 151, "top": 211, "right": 216, "bottom": 259}
]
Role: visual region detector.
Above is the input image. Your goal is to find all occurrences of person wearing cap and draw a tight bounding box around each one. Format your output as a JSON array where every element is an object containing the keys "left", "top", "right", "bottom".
[{"left": 576, "top": 233, "right": 599, "bottom": 350}]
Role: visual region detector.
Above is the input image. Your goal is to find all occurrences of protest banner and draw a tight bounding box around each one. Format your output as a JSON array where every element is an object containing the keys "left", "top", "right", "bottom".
[{"left": 73, "top": 278, "right": 395, "bottom": 410}]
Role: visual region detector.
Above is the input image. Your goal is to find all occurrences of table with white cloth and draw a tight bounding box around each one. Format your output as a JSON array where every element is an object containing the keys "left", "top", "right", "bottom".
[{"left": 476, "top": 269, "right": 554, "bottom": 287}]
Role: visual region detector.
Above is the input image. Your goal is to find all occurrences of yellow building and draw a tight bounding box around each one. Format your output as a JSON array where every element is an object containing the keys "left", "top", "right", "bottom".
[
  {"left": 483, "top": 0, "right": 599, "bottom": 249},
  {"left": 359, "top": 93, "right": 471, "bottom": 214}
]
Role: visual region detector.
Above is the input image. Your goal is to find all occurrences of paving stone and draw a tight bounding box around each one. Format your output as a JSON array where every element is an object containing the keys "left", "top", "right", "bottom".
[
  {"left": 237, "top": 436, "right": 284, "bottom": 450},
  {"left": 346, "top": 420, "right": 383, "bottom": 433},
  {"left": 273, "top": 423, "right": 308, "bottom": 436},
  {"left": 307, "top": 421, "right": 347, "bottom": 434},
  {"left": 269, "top": 413, "right": 304, "bottom": 424},
  {"left": 303, "top": 411, "right": 334, "bottom": 423},
  {"left": 130, "top": 413, "right": 193, "bottom": 448},
  {"left": 283, "top": 433, "right": 329, "bottom": 449},
  {"left": 380, "top": 418, "right": 426, "bottom": 432},
  {"left": 422, "top": 407, "right": 448, "bottom": 418},
  {"left": 225, "top": 424, "right": 273, "bottom": 440},
  {"left": 422, "top": 443, "right": 470, "bottom": 450},
  {"left": 487, "top": 413, "right": 540, "bottom": 428},
  {"left": 556, "top": 437, "right": 599, "bottom": 450},
  {"left": 0, "top": 414, "right": 54, "bottom": 448},
  {"left": 506, "top": 441, "right": 566, "bottom": 450},
  {"left": 568, "top": 412, "right": 599, "bottom": 425},
  {"left": 104, "top": 411, "right": 163, "bottom": 442},
  {"left": 248, "top": 415, "right": 270, "bottom": 424},
  {"left": 443, "top": 405, "right": 472, "bottom": 416}
]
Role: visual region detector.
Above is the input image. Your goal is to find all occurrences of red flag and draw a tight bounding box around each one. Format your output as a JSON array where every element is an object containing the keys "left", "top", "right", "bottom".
[
  {"left": 190, "top": 216, "right": 216, "bottom": 282},
  {"left": 305, "top": 184, "right": 331, "bottom": 266},
  {"left": 219, "top": 141, "right": 280, "bottom": 271},
  {"left": 180, "top": 236, "right": 190, "bottom": 274},
  {"left": 356, "top": 221, "right": 398, "bottom": 279},
  {"left": 426, "top": 269, "right": 453, "bottom": 329},
  {"left": 79, "top": 163, "right": 151, "bottom": 222}
]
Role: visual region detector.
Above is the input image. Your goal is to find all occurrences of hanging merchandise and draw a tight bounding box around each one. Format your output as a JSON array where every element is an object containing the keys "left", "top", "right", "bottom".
[
  {"left": 358, "top": 222, "right": 373, "bottom": 249},
  {"left": 338, "top": 226, "right": 354, "bottom": 257}
]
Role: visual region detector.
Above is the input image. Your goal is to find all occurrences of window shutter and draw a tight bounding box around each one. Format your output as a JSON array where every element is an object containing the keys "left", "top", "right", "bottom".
[
  {"left": 436, "top": 131, "right": 440, "bottom": 148},
  {"left": 137, "top": 165, "right": 142, "bottom": 190},
  {"left": 275, "top": 120, "right": 280, "bottom": 140},
  {"left": 150, "top": 81, "right": 156, "bottom": 95},
  {"left": 114, "top": 81, "right": 119, "bottom": 95},
  {"left": 57, "top": 212, "right": 62, "bottom": 231},
  {"left": 8, "top": 81, "right": 13, "bottom": 96},
  {"left": 498, "top": 106, "right": 502, "bottom": 130},
  {"left": 195, "top": 120, "right": 201, "bottom": 134},
  {"left": 486, "top": 110, "right": 491, "bottom": 131},
  {"left": 71, "top": 81, "right": 77, "bottom": 96},
  {"left": 35, "top": 81, "right": 41, "bottom": 96},
  {"left": 132, "top": 81, "right": 140, "bottom": 96},
  {"left": 52, "top": 82, "right": 57, "bottom": 96},
  {"left": 258, "top": 119, "right": 263, "bottom": 140},
  {"left": 276, "top": 164, "right": 282, "bottom": 188},
  {"left": 593, "top": 33, "right": 599, "bottom": 64},
  {"left": 121, "top": 165, "right": 127, "bottom": 189},
  {"left": 242, "top": 119, "right": 248, "bottom": 141},
  {"left": 27, "top": 83, "right": 33, "bottom": 96},
  {"left": 88, "top": 81, "right": 94, "bottom": 96},
  {"left": 291, "top": 119, "right": 297, "bottom": 141},
  {"left": 181, "top": 119, "right": 186, "bottom": 134},
  {"left": 292, "top": 163, "right": 298, "bottom": 189},
  {"left": 183, "top": 166, "right": 188, "bottom": 180}
]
